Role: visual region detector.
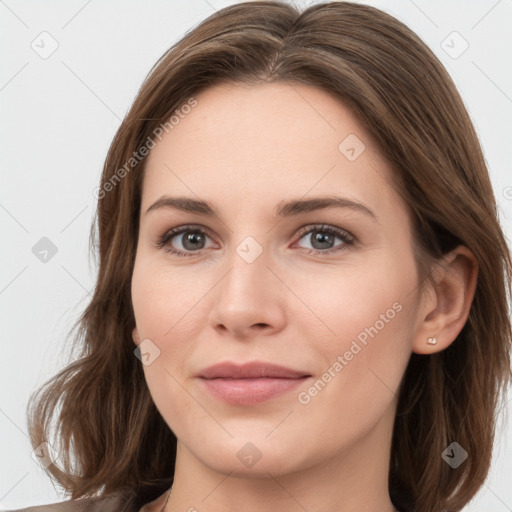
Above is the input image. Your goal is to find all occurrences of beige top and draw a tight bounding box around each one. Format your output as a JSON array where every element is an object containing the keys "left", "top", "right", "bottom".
[{"left": 6, "top": 488, "right": 170, "bottom": 512}]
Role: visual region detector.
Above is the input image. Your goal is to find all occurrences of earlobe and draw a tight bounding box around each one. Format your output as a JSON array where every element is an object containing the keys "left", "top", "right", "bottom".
[
  {"left": 412, "top": 245, "right": 478, "bottom": 355},
  {"left": 426, "top": 335, "right": 437, "bottom": 345},
  {"left": 132, "top": 327, "right": 141, "bottom": 346}
]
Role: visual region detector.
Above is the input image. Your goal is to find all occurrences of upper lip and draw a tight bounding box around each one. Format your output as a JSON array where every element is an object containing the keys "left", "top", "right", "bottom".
[{"left": 198, "top": 361, "right": 310, "bottom": 379}]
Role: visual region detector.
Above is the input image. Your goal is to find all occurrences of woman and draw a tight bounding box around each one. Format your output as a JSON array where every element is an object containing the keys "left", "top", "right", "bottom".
[{"left": 15, "top": 1, "right": 511, "bottom": 511}]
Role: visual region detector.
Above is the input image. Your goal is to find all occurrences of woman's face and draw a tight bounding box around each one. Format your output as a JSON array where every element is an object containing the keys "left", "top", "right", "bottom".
[{"left": 131, "top": 82, "right": 424, "bottom": 479}]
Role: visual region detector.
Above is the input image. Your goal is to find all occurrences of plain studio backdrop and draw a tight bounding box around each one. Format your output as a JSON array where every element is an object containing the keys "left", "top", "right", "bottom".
[{"left": 1, "top": 0, "right": 511, "bottom": 510}]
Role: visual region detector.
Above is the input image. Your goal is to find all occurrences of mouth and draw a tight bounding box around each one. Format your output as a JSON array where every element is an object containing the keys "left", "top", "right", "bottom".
[{"left": 197, "top": 361, "right": 311, "bottom": 405}]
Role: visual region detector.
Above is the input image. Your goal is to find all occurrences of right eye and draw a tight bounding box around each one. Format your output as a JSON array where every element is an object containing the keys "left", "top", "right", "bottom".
[{"left": 156, "top": 225, "right": 216, "bottom": 257}]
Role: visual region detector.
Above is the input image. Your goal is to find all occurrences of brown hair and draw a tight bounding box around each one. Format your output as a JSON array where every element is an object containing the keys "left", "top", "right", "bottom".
[{"left": 27, "top": 2, "right": 512, "bottom": 511}]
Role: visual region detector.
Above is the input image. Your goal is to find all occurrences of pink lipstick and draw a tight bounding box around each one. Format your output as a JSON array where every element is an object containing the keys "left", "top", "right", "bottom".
[{"left": 197, "top": 361, "right": 311, "bottom": 405}]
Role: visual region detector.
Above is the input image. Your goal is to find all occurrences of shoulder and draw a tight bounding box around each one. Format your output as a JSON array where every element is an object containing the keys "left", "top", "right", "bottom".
[
  {"left": 7, "top": 501, "right": 88, "bottom": 512},
  {"left": 7, "top": 501, "right": 89, "bottom": 512},
  {"left": 7, "top": 493, "right": 126, "bottom": 512}
]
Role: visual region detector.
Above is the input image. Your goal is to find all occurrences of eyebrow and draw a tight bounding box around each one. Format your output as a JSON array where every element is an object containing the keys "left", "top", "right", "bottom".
[{"left": 145, "top": 195, "right": 376, "bottom": 220}]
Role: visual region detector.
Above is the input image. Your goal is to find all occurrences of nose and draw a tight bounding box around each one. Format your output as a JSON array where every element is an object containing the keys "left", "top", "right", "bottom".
[{"left": 208, "top": 248, "right": 288, "bottom": 339}]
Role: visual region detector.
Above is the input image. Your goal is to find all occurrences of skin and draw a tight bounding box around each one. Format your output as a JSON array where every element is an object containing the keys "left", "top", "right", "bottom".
[{"left": 131, "top": 82, "right": 477, "bottom": 512}]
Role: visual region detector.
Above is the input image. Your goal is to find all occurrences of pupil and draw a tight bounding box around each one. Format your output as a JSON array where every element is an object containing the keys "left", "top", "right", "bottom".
[
  {"left": 183, "top": 232, "right": 204, "bottom": 250},
  {"left": 312, "top": 231, "right": 334, "bottom": 249}
]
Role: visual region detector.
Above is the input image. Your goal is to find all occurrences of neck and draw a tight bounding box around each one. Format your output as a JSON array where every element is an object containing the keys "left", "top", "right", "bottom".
[{"left": 164, "top": 405, "right": 397, "bottom": 512}]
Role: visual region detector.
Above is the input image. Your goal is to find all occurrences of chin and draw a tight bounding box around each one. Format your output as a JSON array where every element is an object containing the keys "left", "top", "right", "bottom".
[{"left": 186, "top": 433, "right": 315, "bottom": 478}]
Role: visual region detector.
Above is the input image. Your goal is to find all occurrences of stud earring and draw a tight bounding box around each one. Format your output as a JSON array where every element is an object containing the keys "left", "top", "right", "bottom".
[{"left": 427, "top": 336, "right": 437, "bottom": 345}]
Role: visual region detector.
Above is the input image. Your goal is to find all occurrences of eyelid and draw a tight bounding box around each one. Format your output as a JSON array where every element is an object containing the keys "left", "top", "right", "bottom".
[
  {"left": 155, "top": 222, "right": 357, "bottom": 257},
  {"left": 290, "top": 223, "right": 356, "bottom": 255},
  {"left": 292, "top": 223, "right": 355, "bottom": 244},
  {"left": 155, "top": 224, "right": 217, "bottom": 249}
]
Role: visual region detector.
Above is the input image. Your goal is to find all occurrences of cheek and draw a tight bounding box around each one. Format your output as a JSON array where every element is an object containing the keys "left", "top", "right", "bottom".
[
  {"left": 131, "top": 257, "right": 204, "bottom": 339},
  {"left": 131, "top": 259, "right": 205, "bottom": 432},
  {"left": 288, "top": 252, "right": 417, "bottom": 348},
  {"left": 291, "top": 251, "right": 416, "bottom": 405},
  {"left": 298, "top": 255, "right": 416, "bottom": 416}
]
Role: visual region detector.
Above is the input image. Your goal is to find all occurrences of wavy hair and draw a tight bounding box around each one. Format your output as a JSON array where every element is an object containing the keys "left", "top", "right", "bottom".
[{"left": 27, "top": 2, "right": 511, "bottom": 511}]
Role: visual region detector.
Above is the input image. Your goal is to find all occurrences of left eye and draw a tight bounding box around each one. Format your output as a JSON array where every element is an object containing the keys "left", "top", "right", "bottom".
[{"left": 294, "top": 225, "right": 355, "bottom": 254}]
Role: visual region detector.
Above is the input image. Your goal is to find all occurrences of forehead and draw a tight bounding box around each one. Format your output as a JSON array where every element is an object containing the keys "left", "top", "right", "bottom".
[
  {"left": 141, "top": 82, "right": 404, "bottom": 224},
  {"left": 147, "top": 81, "right": 377, "bottom": 166}
]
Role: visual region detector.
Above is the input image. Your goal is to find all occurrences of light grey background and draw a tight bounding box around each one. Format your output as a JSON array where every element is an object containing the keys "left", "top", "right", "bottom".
[{"left": 1, "top": 0, "right": 511, "bottom": 510}]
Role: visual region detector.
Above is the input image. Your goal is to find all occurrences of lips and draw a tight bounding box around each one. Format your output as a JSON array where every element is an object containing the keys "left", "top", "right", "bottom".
[
  {"left": 198, "top": 361, "right": 310, "bottom": 379},
  {"left": 197, "top": 361, "right": 311, "bottom": 405}
]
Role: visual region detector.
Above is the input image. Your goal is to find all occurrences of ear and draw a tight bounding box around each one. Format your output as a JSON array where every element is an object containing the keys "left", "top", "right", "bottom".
[
  {"left": 132, "top": 326, "right": 141, "bottom": 346},
  {"left": 412, "top": 245, "right": 478, "bottom": 355}
]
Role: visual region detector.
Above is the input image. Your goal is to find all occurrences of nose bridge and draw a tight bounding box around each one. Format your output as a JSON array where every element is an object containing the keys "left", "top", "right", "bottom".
[
  {"left": 220, "top": 239, "right": 272, "bottom": 306},
  {"left": 208, "top": 235, "right": 288, "bottom": 335}
]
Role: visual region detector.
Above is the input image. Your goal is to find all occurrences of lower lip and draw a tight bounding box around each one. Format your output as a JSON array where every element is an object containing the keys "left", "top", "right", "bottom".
[{"left": 200, "top": 377, "right": 309, "bottom": 405}]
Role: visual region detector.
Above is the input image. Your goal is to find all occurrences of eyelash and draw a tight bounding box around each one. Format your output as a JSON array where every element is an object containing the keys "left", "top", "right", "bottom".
[{"left": 154, "top": 223, "right": 356, "bottom": 258}]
